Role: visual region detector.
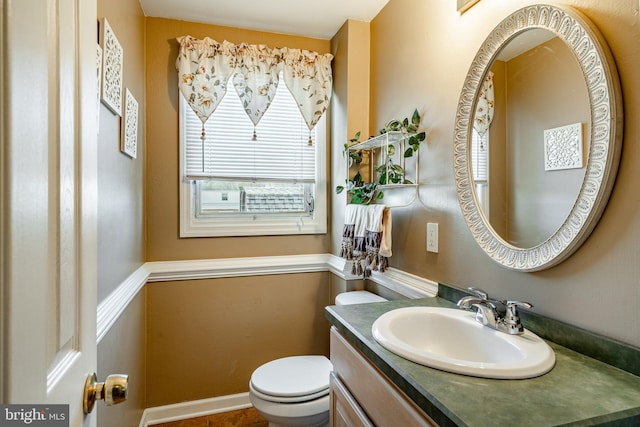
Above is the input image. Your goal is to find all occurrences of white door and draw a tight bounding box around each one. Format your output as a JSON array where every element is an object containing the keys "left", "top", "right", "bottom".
[{"left": 1, "top": 0, "right": 99, "bottom": 426}]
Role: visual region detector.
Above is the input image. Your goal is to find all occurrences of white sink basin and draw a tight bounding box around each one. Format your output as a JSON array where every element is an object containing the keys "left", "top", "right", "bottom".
[{"left": 372, "top": 306, "right": 555, "bottom": 379}]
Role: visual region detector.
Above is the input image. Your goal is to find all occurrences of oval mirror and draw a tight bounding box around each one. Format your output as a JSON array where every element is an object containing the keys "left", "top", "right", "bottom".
[{"left": 454, "top": 4, "right": 623, "bottom": 271}]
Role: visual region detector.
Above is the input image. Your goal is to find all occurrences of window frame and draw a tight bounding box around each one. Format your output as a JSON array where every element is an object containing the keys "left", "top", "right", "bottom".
[{"left": 178, "top": 96, "right": 328, "bottom": 238}]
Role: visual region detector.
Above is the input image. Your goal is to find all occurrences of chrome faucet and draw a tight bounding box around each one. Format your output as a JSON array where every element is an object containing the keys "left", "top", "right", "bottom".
[{"left": 456, "top": 287, "right": 532, "bottom": 335}]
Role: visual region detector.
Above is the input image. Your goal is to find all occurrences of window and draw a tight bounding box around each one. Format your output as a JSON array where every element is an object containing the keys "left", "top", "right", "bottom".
[
  {"left": 471, "top": 128, "right": 488, "bottom": 182},
  {"left": 471, "top": 128, "right": 489, "bottom": 216},
  {"left": 179, "top": 74, "right": 327, "bottom": 237}
]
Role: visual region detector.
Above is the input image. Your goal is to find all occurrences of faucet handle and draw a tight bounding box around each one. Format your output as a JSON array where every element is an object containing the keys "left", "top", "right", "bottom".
[
  {"left": 503, "top": 301, "right": 533, "bottom": 334},
  {"left": 506, "top": 300, "right": 533, "bottom": 312},
  {"left": 467, "top": 287, "right": 489, "bottom": 300}
]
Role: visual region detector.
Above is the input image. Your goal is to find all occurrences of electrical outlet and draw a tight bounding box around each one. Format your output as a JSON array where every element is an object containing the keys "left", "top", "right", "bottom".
[{"left": 427, "top": 223, "right": 439, "bottom": 253}]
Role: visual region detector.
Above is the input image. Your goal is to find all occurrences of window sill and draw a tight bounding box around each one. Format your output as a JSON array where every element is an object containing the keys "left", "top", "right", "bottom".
[{"left": 180, "top": 213, "right": 327, "bottom": 237}]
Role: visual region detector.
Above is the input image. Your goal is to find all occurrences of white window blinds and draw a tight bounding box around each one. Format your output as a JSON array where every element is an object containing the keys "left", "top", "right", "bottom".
[
  {"left": 471, "top": 128, "right": 488, "bottom": 181},
  {"left": 182, "top": 74, "right": 317, "bottom": 183}
]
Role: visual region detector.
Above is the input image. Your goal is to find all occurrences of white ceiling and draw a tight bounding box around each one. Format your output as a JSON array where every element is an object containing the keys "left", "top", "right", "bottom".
[{"left": 139, "top": 0, "right": 391, "bottom": 39}]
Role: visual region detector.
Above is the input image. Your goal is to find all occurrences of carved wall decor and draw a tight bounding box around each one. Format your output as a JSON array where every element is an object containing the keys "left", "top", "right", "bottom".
[
  {"left": 101, "top": 18, "right": 123, "bottom": 116},
  {"left": 122, "top": 89, "right": 138, "bottom": 158},
  {"left": 544, "top": 123, "right": 583, "bottom": 171}
]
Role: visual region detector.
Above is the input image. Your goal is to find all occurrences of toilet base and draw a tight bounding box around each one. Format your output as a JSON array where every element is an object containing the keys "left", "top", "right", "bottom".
[
  {"left": 266, "top": 420, "right": 328, "bottom": 427},
  {"left": 249, "top": 392, "right": 329, "bottom": 427}
]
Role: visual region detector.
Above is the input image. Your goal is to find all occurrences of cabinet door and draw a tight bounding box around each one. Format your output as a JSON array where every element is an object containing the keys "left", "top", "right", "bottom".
[
  {"left": 330, "top": 373, "right": 374, "bottom": 427},
  {"left": 330, "top": 328, "right": 438, "bottom": 426}
]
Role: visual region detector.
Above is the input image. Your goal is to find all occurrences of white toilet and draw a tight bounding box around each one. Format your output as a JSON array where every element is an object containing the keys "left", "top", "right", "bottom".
[{"left": 248, "top": 290, "right": 387, "bottom": 427}]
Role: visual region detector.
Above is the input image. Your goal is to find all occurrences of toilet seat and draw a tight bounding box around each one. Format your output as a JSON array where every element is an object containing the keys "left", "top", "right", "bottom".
[
  {"left": 249, "top": 381, "right": 328, "bottom": 403},
  {"left": 250, "top": 356, "right": 332, "bottom": 403}
]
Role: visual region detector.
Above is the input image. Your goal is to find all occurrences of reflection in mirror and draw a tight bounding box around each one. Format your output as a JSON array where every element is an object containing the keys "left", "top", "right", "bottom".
[
  {"left": 454, "top": 4, "right": 623, "bottom": 271},
  {"left": 471, "top": 30, "right": 591, "bottom": 248}
]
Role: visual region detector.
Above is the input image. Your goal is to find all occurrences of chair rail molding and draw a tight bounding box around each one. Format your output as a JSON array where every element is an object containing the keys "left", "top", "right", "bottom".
[
  {"left": 96, "top": 253, "right": 437, "bottom": 343},
  {"left": 145, "top": 253, "right": 333, "bottom": 282},
  {"left": 97, "top": 264, "right": 150, "bottom": 343}
]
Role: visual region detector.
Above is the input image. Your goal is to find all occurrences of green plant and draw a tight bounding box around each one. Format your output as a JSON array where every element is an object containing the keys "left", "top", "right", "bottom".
[
  {"left": 379, "top": 109, "right": 426, "bottom": 158},
  {"left": 377, "top": 161, "right": 413, "bottom": 185},
  {"left": 342, "top": 131, "right": 363, "bottom": 167},
  {"left": 336, "top": 109, "right": 426, "bottom": 204},
  {"left": 336, "top": 171, "right": 384, "bottom": 204}
]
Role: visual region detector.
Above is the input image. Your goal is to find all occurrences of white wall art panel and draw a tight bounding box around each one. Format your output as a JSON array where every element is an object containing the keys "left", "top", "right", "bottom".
[
  {"left": 101, "top": 18, "right": 123, "bottom": 115},
  {"left": 544, "top": 122, "right": 583, "bottom": 171}
]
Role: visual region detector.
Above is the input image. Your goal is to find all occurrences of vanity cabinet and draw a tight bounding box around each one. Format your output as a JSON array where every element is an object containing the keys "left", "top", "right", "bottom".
[
  {"left": 327, "top": 292, "right": 640, "bottom": 426},
  {"left": 330, "top": 373, "right": 374, "bottom": 427},
  {"left": 329, "top": 327, "right": 437, "bottom": 427}
]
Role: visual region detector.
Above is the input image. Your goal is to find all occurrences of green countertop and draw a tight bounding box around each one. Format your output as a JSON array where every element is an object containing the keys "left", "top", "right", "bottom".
[{"left": 325, "top": 296, "right": 640, "bottom": 427}]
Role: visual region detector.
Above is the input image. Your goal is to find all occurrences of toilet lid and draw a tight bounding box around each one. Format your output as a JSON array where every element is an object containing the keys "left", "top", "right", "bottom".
[
  {"left": 335, "top": 291, "right": 387, "bottom": 305},
  {"left": 250, "top": 356, "right": 332, "bottom": 399}
]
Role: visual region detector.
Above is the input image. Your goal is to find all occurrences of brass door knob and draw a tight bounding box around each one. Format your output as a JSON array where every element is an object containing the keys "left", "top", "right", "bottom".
[{"left": 83, "top": 372, "right": 129, "bottom": 414}]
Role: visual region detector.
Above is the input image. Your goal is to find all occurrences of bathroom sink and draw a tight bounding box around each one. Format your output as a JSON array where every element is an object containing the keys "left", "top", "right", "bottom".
[{"left": 371, "top": 307, "right": 555, "bottom": 379}]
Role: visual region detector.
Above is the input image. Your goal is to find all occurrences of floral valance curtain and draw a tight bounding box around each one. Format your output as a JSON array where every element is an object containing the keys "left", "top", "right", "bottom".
[
  {"left": 176, "top": 38, "right": 237, "bottom": 126},
  {"left": 233, "top": 43, "right": 282, "bottom": 137},
  {"left": 281, "top": 48, "right": 334, "bottom": 135},
  {"left": 176, "top": 36, "right": 333, "bottom": 142},
  {"left": 473, "top": 71, "right": 495, "bottom": 138}
]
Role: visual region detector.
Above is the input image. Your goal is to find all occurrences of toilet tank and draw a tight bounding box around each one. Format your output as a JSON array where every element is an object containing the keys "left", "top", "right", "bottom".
[{"left": 335, "top": 290, "right": 387, "bottom": 306}]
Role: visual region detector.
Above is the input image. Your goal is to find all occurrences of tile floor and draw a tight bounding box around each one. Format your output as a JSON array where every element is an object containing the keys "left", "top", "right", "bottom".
[{"left": 153, "top": 407, "right": 268, "bottom": 427}]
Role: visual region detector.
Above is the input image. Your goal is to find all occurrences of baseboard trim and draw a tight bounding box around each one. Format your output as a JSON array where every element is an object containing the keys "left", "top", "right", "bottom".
[{"left": 139, "top": 392, "right": 251, "bottom": 426}]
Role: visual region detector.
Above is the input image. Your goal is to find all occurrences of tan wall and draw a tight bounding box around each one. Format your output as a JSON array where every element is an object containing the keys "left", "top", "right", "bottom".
[
  {"left": 96, "top": 0, "right": 147, "bottom": 424},
  {"left": 488, "top": 60, "right": 507, "bottom": 237},
  {"left": 97, "top": 0, "right": 146, "bottom": 301},
  {"left": 330, "top": 19, "right": 371, "bottom": 254},
  {"left": 504, "top": 36, "right": 589, "bottom": 246},
  {"left": 97, "top": 0, "right": 640, "bottom": 416},
  {"left": 145, "top": 18, "right": 331, "bottom": 261},
  {"left": 368, "top": 0, "right": 640, "bottom": 347},
  {"left": 145, "top": 273, "right": 331, "bottom": 406},
  {"left": 143, "top": 19, "right": 338, "bottom": 407}
]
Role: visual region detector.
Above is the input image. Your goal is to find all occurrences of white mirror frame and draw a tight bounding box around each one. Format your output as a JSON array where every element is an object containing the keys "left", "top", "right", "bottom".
[{"left": 454, "top": 4, "right": 623, "bottom": 272}]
